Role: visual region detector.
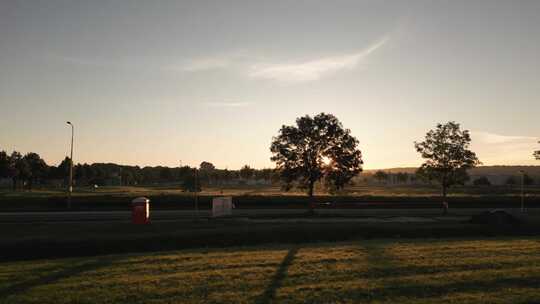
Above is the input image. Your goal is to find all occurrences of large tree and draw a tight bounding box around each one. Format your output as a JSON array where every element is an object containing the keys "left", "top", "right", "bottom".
[
  {"left": 534, "top": 141, "right": 540, "bottom": 160},
  {"left": 415, "top": 121, "right": 480, "bottom": 205},
  {"left": 270, "top": 113, "right": 363, "bottom": 202}
]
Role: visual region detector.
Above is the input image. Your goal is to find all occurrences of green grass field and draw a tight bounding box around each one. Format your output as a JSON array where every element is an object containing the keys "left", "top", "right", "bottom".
[{"left": 1, "top": 238, "right": 539, "bottom": 303}]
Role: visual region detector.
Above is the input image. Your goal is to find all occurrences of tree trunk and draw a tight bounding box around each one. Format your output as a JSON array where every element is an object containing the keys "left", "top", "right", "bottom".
[
  {"left": 442, "top": 185, "right": 448, "bottom": 215},
  {"left": 308, "top": 180, "right": 315, "bottom": 214},
  {"left": 442, "top": 185, "right": 447, "bottom": 199},
  {"left": 12, "top": 177, "right": 16, "bottom": 191}
]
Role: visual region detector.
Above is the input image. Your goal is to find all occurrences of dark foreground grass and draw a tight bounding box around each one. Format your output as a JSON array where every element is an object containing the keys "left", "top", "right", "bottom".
[{"left": 1, "top": 238, "right": 540, "bottom": 303}]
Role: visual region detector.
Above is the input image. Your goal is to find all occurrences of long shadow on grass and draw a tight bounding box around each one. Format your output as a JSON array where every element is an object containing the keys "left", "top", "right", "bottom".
[
  {"left": 348, "top": 242, "right": 540, "bottom": 302},
  {"left": 363, "top": 275, "right": 540, "bottom": 301},
  {"left": 256, "top": 247, "right": 298, "bottom": 304},
  {"left": 0, "top": 256, "right": 119, "bottom": 299}
]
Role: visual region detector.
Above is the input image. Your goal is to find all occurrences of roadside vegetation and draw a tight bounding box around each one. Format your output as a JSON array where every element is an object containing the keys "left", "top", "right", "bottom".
[{"left": 1, "top": 183, "right": 540, "bottom": 212}]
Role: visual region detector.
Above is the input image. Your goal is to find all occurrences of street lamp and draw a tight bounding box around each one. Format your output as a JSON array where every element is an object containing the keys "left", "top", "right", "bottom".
[
  {"left": 195, "top": 168, "right": 199, "bottom": 219},
  {"left": 66, "top": 121, "right": 74, "bottom": 209},
  {"left": 519, "top": 170, "right": 525, "bottom": 213}
]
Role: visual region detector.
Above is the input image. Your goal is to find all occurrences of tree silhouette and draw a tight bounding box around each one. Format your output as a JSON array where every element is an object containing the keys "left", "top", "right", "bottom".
[
  {"left": 199, "top": 161, "right": 215, "bottom": 171},
  {"left": 534, "top": 141, "right": 540, "bottom": 160},
  {"left": 23, "top": 152, "right": 48, "bottom": 190},
  {"left": 415, "top": 121, "right": 480, "bottom": 205},
  {"left": 270, "top": 113, "right": 363, "bottom": 206},
  {"left": 0, "top": 150, "right": 9, "bottom": 179}
]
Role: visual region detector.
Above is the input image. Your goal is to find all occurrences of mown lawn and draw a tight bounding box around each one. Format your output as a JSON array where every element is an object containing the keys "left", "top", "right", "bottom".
[{"left": 1, "top": 238, "right": 540, "bottom": 303}]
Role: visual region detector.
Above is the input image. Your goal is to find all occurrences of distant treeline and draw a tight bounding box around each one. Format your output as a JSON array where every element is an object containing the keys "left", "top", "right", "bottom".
[
  {"left": 2, "top": 149, "right": 537, "bottom": 191},
  {"left": 364, "top": 169, "right": 538, "bottom": 186},
  {"left": 0, "top": 150, "right": 277, "bottom": 190}
]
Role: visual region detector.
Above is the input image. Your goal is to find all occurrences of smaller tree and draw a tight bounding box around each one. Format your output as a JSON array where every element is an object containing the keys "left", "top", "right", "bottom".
[
  {"left": 199, "top": 161, "right": 215, "bottom": 171},
  {"left": 534, "top": 141, "right": 540, "bottom": 160},
  {"left": 415, "top": 121, "right": 480, "bottom": 205}
]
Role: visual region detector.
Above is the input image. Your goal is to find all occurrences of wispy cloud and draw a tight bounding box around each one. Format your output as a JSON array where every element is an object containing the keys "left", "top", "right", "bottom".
[
  {"left": 248, "top": 36, "right": 389, "bottom": 83},
  {"left": 176, "top": 50, "right": 254, "bottom": 72},
  {"left": 473, "top": 131, "right": 537, "bottom": 144},
  {"left": 204, "top": 101, "right": 253, "bottom": 108},
  {"left": 472, "top": 131, "right": 539, "bottom": 165}
]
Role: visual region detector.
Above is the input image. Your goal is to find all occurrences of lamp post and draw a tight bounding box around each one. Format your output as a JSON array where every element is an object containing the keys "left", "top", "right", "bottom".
[
  {"left": 66, "top": 121, "right": 74, "bottom": 209},
  {"left": 519, "top": 170, "right": 525, "bottom": 213},
  {"left": 195, "top": 168, "right": 199, "bottom": 219}
]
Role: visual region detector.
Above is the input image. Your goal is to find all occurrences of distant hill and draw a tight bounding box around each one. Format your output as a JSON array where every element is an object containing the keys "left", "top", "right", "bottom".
[{"left": 365, "top": 166, "right": 540, "bottom": 176}]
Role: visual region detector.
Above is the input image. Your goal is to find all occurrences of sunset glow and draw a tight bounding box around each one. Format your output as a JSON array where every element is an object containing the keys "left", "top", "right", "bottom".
[{"left": 1, "top": 1, "right": 539, "bottom": 169}]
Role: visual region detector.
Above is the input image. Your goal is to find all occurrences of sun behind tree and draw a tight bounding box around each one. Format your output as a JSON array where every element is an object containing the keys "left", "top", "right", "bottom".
[{"left": 270, "top": 113, "right": 363, "bottom": 210}]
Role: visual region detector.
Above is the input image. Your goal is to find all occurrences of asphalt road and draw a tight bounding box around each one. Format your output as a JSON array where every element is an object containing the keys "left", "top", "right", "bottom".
[{"left": 1, "top": 207, "right": 538, "bottom": 223}]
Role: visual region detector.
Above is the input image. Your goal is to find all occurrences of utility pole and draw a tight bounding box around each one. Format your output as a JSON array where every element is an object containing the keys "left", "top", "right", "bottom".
[
  {"left": 66, "top": 121, "right": 74, "bottom": 209},
  {"left": 195, "top": 168, "right": 199, "bottom": 219},
  {"left": 519, "top": 170, "right": 525, "bottom": 213}
]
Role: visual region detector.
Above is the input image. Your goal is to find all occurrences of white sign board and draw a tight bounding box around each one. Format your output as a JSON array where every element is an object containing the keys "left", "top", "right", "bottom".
[{"left": 212, "top": 196, "right": 233, "bottom": 217}]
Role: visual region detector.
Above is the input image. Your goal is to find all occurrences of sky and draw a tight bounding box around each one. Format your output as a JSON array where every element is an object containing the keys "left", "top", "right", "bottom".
[{"left": 1, "top": 0, "right": 539, "bottom": 170}]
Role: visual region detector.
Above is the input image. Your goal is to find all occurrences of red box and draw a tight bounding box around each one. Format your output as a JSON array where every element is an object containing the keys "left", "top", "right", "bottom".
[{"left": 132, "top": 197, "right": 150, "bottom": 224}]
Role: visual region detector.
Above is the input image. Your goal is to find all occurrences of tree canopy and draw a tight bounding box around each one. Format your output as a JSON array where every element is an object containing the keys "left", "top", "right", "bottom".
[
  {"left": 415, "top": 121, "right": 480, "bottom": 199},
  {"left": 270, "top": 113, "right": 363, "bottom": 197},
  {"left": 199, "top": 161, "right": 216, "bottom": 171},
  {"left": 535, "top": 141, "right": 540, "bottom": 160}
]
